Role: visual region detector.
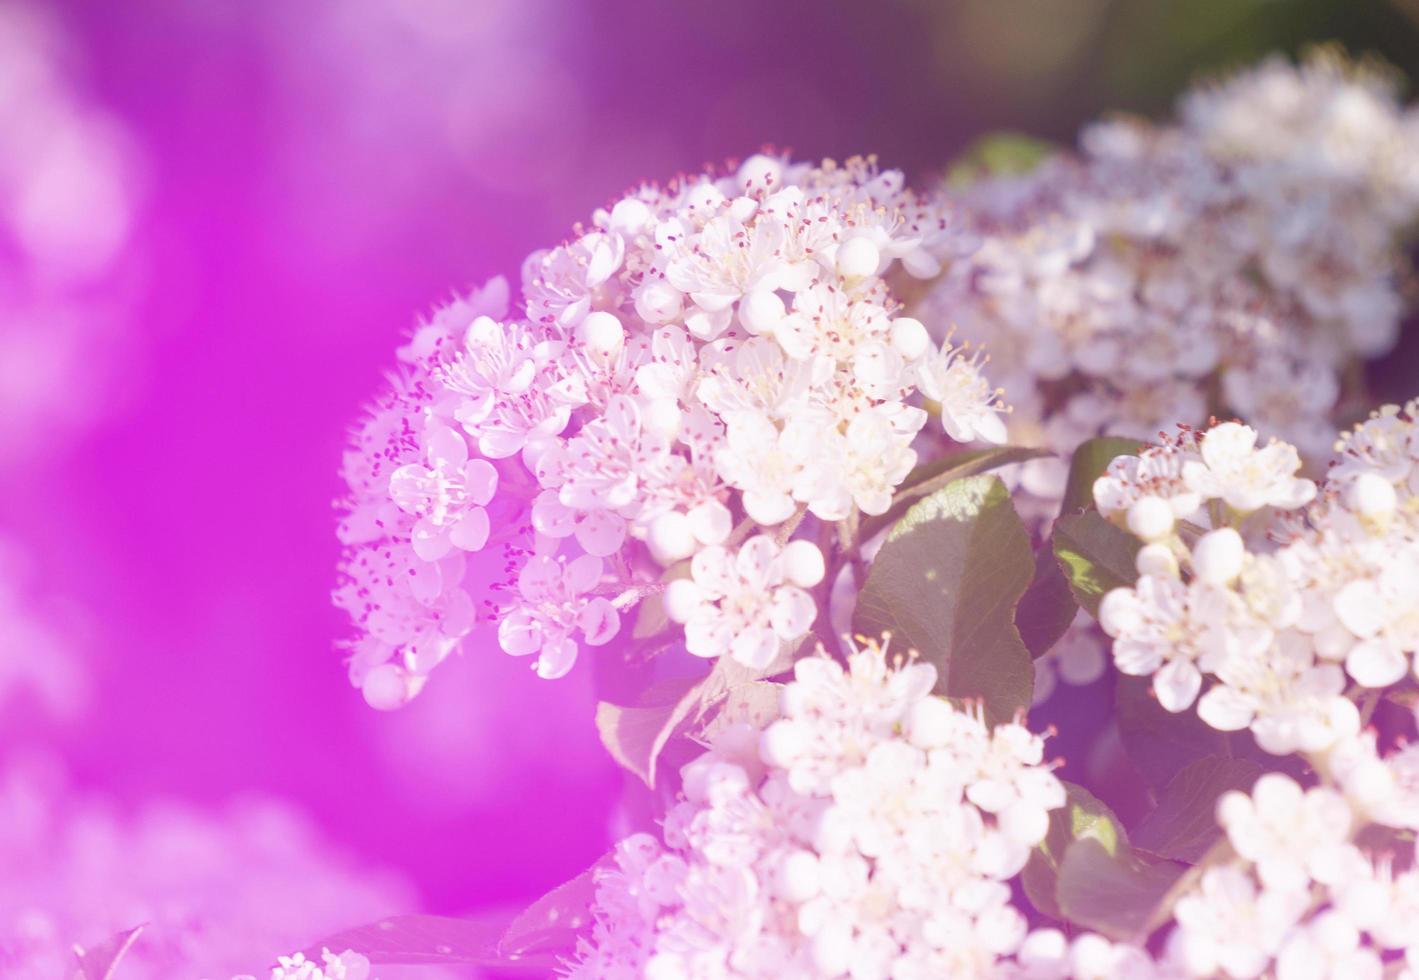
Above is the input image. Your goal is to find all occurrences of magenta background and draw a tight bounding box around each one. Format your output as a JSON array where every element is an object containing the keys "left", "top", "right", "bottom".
[{"left": 5, "top": 0, "right": 1417, "bottom": 921}]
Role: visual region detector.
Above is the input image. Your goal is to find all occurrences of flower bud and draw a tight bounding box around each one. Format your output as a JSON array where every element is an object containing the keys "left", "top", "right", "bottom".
[
  {"left": 648, "top": 511, "right": 697, "bottom": 565},
  {"left": 1192, "top": 527, "right": 1245, "bottom": 586},
  {"left": 634, "top": 280, "right": 683, "bottom": 324},
  {"left": 663, "top": 578, "right": 701, "bottom": 624},
  {"left": 361, "top": 663, "right": 410, "bottom": 711},
  {"left": 775, "top": 849, "right": 821, "bottom": 902},
  {"left": 1126, "top": 495, "right": 1174, "bottom": 542},
  {"left": 782, "top": 539, "right": 825, "bottom": 588},
  {"left": 1345, "top": 472, "right": 1397, "bottom": 520},
  {"left": 576, "top": 311, "right": 625, "bottom": 364},
  {"left": 889, "top": 316, "right": 930, "bottom": 360},
  {"left": 1135, "top": 542, "right": 1179, "bottom": 579},
  {"left": 836, "top": 236, "right": 880, "bottom": 278},
  {"left": 759, "top": 718, "right": 805, "bottom": 768},
  {"left": 738, "top": 288, "right": 786, "bottom": 335}
]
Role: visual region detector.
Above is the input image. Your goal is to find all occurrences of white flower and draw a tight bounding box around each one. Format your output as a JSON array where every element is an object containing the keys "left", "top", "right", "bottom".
[
  {"left": 270, "top": 948, "right": 371, "bottom": 980},
  {"left": 1099, "top": 575, "right": 1251, "bottom": 712},
  {"left": 1215, "top": 774, "right": 1355, "bottom": 894},
  {"left": 665, "top": 536, "right": 819, "bottom": 668},
  {"left": 792, "top": 404, "right": 922, "bottom": 520},
  {"left": 1169, "top": 865, "right": 1308, "bottom": 979},
  {"left": 912, "top": 340, "right": 1009, "bottom": 444},
  {"left": 387, "top": 421, "right": 497, "bottom": 561},
  {"left": 497, "top": 553, "right": 619, "bottom": 679},
  {"left": 1182, "top": 422, "right": 1316, "bottom": 513}
]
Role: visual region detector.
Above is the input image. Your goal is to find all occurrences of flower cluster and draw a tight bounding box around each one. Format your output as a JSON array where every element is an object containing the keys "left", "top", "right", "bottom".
[
  {"left": 0, "top": 756, "right": 415, "bottom": 979},
  {"left": 564, "top": 639, "right": 1067, "bottom": 978},
  {"left": 915, "top": 51, "right": 1419, "bottom": 702},
  {"left": 262, "top": 947, "right": 371, "bottom": 980},
  {"left": 1095, "top": 407, "right": 1419, "bottom": 756},
  {"left": 335, "top": 155, "right": 1010, "bottom": 706},
  {"left": 1166, "top": 768, "right": 1419, "bottom": 979}
]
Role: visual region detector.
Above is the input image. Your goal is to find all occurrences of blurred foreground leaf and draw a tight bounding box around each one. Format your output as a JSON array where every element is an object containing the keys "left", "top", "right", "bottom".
[
  {"left": 1021, "top": 783, "right": 1123, "bottom": 921},
  {"left": 73, "top": 924, "right": 144, "bottom": 980}
]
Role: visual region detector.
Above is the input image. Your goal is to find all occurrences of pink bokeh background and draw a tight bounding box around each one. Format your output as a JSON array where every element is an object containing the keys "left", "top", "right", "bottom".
[{"left": 0, "top": 0, "right": 1005, "bottom": 923}]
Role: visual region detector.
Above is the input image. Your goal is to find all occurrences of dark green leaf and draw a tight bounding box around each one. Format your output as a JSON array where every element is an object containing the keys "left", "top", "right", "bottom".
[
  {"left": 73, "top": 925, "right": 145, "bottom": 980},
  {"left": 1115, "top": 674, "right": 1231, "bottom": 794},
  {"left": 853, "top": 475, "right": 1035, "bottom": 723},
  {"left": 1052, "top": 511, "right": 1140, "bottom": 616},
  {"left": 1132, "top": 756, "right": 1261, "bottom": 863},
  {"left": 1056, "top": 839, "right": 1186, "bottom": 941},
  {"left": 1061, "top": 437, "right": 1147, "bottom": 515},
  {"left": 946, "top": 132, "right": 1059, "bottom": 187},
  {"left": 1016, "top": 543, "right": 1078, "bottom": 659},
  {"left": 859, "top": 446, "right": 1048, "bottom": 542},
  {"left": 1021, "top": 782, "right": 1124, "bottom": 921}
]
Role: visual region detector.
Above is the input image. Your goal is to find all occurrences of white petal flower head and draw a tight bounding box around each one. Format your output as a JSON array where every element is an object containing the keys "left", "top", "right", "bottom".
[
  {"left": 270, "top": 948, "right": 371, "bottom": 980},
  {"left": 666, "top": 535, "right": 819, "bottom": 669},
  {"left": 1183, "top": 422, "right": 1317, "bottom": 513},
  {"left": 498, "top": 553, "right": 619, "bottom": 679},
  {"left": 913, "top": 340, "right": 1009, "bottom": 444},
  {"left": 387, "top": 421, "right": 498, "bottom": 561},
  {"left": 1216, "top": 774, "right": 1355, "bottom": 894}
]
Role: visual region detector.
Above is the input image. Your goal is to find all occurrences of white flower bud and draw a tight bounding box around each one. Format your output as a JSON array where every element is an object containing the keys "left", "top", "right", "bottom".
[
  {"left": 906, "top": 697, "right": 956, "bottom": 749},
  {"left": 608, "top": 197, "right": 652, "bottom": 235},
  {"left": 1345, "top": 472, "right": 1397, "bottom": 520},
  {"left": 634, "top": 280, "right": 684, "bottom": 324},
  {"left": 738, "top": 288, "right": 786, "bottom": 335},
  {"left": 736, "top": 153, "right": 784, "bottom": 190},
  {"left": 782, "top": 539, "right": 825, "bottom": 588},
  {"left": 759, "top": 718, "right": 805, "bottom": 768},
  {"left": 663, "top": 578, "right": 701, "bottom": 624},
  {"left": 1126, "top": 495, "right": 1175, "bottom": 542},
  {"left": 1135, "top": 542, "right": 1179, "bottom": 579},
  {"left": 688, "top": 499, "right": 732, "bottom": 545},
  {"left": 361, "top": 663, "right": 410, "bottom": 711},
  {"left": 1192, "top": 527, "right": 1245, "bottom": 586},
  {"left": 836, "top": 236, "right": 880, "bottom": 278},
  {"left": 648, "top": 511, "right": 697, "bottom": 565},
  {"left": 889, "top": 316, "right": 930, "bottom": 360},
  {"left": 775, "top": 849, "right": 821, "bottom": 902},
  {"left": 576, "top": 311, "right": 625, "bottom": 364}
]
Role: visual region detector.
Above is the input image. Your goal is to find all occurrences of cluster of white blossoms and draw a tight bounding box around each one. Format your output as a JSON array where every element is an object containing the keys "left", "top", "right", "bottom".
[
  {"left": 1163, "top": 768, "right": 1419, "bottom": 979},
  {"left": 563, "top": 640, "right": 1069, "bottom": 979},
  {"left": 335, "top": 154, "right": 1010, "bottom": 706},
  {"left": 915, "top": 51, "right": 1419, "bottom": 701},
  {"left": 261, "top": 947, "right": 371, "bottom": 980},
  {"left": 1095, "top": 407, "right": 1419, "bottom": 757}
]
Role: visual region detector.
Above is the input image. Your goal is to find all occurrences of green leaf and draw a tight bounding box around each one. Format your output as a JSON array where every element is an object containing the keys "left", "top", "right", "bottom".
[
  {"left": 1021, "top": 782, "right": 1124, "bottom": 921},
  {"left": 595, "top": 658, "right": 770, "bottom": 787},
  {"left": 946, "top": 132, "right": 1059, "bottom": 188},
  {"left": 1061, "top": 437, "right": 1147, "bottom": 515},
  {"left": 1132, "top": 756, "right": 1261, "bottom": 863},
  {"left": 859, "top": 446, "right": 1048, "bottom": 542},
  {"left": 1016, "top": 543, "right": 1079, "bottom": 659},
  {"left": 1052, "top": 511, "right": 1140, "bottom": 617},
  {"left": 1056, "top": 838, "right": 1186, "bottom": 941},
  {"left": 1115, "top": 674, "right": 1231, "bottom": 794},
  {"left": 73, "top": 925, "right": 145, "bottom": 980},
  {"left": 854, "top": 474, "right": 1035, "bottom": 724}
]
